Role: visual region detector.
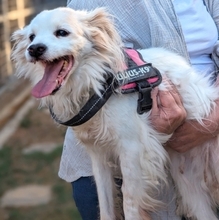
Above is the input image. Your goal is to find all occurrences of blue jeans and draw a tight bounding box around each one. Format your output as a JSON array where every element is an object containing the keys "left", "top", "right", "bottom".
[
  {"left": 72, "top": 177, "right": 189, "bottom": 220},
  {"left": 72, "top": 176, "right": 99, "bottom": 220}
]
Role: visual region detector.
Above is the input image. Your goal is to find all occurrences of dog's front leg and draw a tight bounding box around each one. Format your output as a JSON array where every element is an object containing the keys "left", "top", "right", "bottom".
[
  {"left": 119, "top": 144, "right": 151, "bottom": 220},
  {"left": 90, "top": 152, "right": 116, "bottom": 220}
]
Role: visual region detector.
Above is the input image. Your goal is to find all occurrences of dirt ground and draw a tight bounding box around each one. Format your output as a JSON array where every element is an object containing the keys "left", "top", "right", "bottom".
[
  {"left": 0, "top": 78, "right": 66, "bottom": 151},
  {"left": 6, "top": 100, "right": 65, "bottom": 148},
  {"left": 0, "top": 97, "right": 81, "bottom": 220}
]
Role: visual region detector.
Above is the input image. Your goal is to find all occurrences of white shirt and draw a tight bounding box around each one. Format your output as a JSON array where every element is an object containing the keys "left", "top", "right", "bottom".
[
  {"left": 58, "top": 0, "right": 219, "bottom": 219},
  {"left": 59, "top": 0, "right": 219, "bottom": 183},
  {"left": 174, "top": 0, "right": 218, "bottom": 74}
]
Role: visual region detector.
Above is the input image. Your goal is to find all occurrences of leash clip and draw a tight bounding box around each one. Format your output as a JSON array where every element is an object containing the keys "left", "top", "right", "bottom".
[{"left": 137, "top": 81, "right": 152, "bottom": 114}]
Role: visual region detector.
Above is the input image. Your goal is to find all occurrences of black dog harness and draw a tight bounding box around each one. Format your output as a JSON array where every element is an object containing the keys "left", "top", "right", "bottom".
[{"left": 50, "top": 49, "right": 162, "bottom": 126}]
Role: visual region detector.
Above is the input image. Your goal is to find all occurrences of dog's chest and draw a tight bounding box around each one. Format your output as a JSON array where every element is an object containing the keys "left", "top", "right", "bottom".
[{"left": 73, "top": 115, "right": 119, "bottom": 149}]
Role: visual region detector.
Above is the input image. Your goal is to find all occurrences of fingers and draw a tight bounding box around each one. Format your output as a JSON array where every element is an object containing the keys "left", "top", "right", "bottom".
[
  {"left": 163, "top": 78, "right": 183, "bottom": 106},
  {"left": 151, "top": 87, "right": 159, "bottom": 113},
  {"left": 151, "top": 85, "right": 182, "bottom": 116},
  {"left": 158, "top": 90, "right": 176, "bottom": 107},
  {"left": 157, "top": 78, "right": 183, "bottom": 108},
  {"left": 150, "top": 79, "right": 187, "bottom": 134},
  {"left": 168, "top": 87, "right": 184, "bottom": 107}
]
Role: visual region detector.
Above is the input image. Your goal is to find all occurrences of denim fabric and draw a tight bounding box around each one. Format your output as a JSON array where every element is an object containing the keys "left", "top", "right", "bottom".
[
  {"left": 60, "top": 0, "right": 219, "bottom": 184},
  {"left": 72, "top": 177, "right": 187, "bottom": 220},
  {"left": 72, "top": 177, "right": 99, "bottom": 220}
]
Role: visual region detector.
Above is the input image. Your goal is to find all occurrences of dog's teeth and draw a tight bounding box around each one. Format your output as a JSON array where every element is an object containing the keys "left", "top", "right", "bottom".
[{"left": 61, "top": 60, "right": 67, "bottom": 71}]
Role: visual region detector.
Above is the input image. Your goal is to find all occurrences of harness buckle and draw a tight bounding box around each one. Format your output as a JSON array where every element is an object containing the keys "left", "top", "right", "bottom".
[{"left": 137, "top": 81, "right": 152, "bottom": 114}]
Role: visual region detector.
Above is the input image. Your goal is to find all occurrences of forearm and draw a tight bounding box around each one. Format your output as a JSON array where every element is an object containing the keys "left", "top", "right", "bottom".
[{"left": 167, "top": 99, "right": 219, "bottom": 152}]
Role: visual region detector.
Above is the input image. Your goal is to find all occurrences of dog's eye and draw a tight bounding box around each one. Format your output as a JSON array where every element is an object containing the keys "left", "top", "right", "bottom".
[
  {"left": 29, "top": 34, "right": 35, "bottom": 42},
  {"left": 55, "top": 29, "right": 69, "bottom": 37}
]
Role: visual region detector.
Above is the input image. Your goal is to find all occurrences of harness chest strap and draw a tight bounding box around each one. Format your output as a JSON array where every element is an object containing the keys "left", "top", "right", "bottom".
[
  {"left": 50, "top": 49, "right": 162, "bottom": 126},
  {"left": 118, "top": 49, "right": 162, "bottom": 114}
]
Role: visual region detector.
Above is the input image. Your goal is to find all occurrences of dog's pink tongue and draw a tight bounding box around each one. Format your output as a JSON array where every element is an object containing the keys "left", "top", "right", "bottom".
[{"left": 31, "top": 60, "right": 64, "bottom": 98}]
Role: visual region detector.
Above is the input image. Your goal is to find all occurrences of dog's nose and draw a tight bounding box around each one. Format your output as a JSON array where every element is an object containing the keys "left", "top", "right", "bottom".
[{"left": 27, "top": 43, "right": 47, "bottom": 58}]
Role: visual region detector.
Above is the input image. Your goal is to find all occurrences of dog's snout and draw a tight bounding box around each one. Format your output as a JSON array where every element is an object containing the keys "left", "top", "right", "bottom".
[{"left": 28, "top": 43, "right": 47, "bottom": 58}]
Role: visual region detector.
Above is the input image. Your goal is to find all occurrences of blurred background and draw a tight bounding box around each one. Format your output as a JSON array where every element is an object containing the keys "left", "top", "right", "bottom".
[{"left": 0, "top": 0, "right": 81, "bottom": 219}]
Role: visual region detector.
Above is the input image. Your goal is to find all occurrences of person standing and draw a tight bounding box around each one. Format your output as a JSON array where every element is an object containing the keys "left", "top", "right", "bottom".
[{"left": 59, "top": 0, "right": 219, "bottom": 219}]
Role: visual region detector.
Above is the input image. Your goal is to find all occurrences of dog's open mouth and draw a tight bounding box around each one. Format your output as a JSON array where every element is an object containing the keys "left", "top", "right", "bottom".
[{"left": 31, "top": 56, "right": 74, "bottom": 98}]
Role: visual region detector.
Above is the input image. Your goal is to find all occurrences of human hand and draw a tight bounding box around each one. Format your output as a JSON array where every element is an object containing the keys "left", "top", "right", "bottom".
[
  {"left": 166, "top": 75, "right": 219, "bottom": 153},
  {"left": 150, "top": 80, "right": 187, "bottom": 135},
  {"left": 166, "top": 100, "right": 219, "bottom": 153}
]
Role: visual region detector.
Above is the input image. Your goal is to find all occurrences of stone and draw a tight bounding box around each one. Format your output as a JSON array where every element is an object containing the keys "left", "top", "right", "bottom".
[
  {"left": 22, "top": 142, "right": 60, "bottom": 154},
  {"left": 0, "top": 99, "right": 34, "bottom": 149},
  {"left": 0, "top": 185, "right": 51, "bottom": 208}
]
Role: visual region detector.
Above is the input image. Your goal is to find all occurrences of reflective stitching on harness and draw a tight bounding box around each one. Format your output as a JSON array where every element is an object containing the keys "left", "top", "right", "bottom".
[
  {"left": 69, "top": 83, "right": 113, "bottom": 126},
  {"left": 49, "top": 48, "right": 162, "bottom": 126}
]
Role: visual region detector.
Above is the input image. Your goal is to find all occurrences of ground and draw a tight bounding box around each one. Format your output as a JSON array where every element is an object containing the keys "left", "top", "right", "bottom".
[{"left": 0, "top": 98, "right": 81, "bottom": 220}]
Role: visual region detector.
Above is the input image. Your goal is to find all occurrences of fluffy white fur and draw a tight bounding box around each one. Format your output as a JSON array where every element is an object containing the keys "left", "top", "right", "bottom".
[{"left": 11, "top": 7, "right": 219, "bottom": 220}]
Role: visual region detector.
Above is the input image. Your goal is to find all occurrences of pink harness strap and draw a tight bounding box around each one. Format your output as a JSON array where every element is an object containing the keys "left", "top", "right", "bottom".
[
  {"left": 125, "top": 48, "right": 146, "bottom": 65},
  {"left": 121, "top": 49, "right": 159, "bottom": 90}
]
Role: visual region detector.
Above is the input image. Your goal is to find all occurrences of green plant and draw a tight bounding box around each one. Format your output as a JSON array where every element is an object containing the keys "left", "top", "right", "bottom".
[{"left": 19, "top": 117, "right": 31, "bottom": 128}]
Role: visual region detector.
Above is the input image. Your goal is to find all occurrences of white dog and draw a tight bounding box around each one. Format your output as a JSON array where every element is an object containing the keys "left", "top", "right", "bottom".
[{"left": 11, "top": 7, "right": 219, "bottom": 220}]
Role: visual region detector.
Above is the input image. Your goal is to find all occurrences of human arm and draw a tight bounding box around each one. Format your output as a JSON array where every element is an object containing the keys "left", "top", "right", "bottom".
[
  {"left": 165, "top": 102, "right": 219, "bottom": 153},
  {"left": 166, "top": 75, "right": 219, "bottom": 153},
  {"left": 150, "top": 78, "right": 219, "bottom": 153},
  {"left": 150, "top": 82, "right": 187, "bottom": 135}
]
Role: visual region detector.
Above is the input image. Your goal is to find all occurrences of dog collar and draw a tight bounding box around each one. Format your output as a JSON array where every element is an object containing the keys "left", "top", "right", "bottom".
[
  {"left": 49, "top": 75, "right": 115, "bottom": 126},
  {"left": 49, "top": 49, "right": 162, "bottom": 126}
]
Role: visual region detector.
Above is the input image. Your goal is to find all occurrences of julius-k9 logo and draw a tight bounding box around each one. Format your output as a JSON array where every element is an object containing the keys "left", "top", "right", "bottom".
[{"left": 116, "top": 64, "right": 153, "bottom": 85}]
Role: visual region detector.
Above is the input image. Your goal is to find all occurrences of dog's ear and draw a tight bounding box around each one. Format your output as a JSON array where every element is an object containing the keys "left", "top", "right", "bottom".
[
  {"left": 11, "top": 27, "right": 29, "bottom": 64},
  {"left": 84, "top": 8, "right": 117, "bottom": 40},
  {"left": 10, "top": 27, "right": 35, "bottom": 78},
  {"left": 11, "top": 27, "right": 29, "bottom": 52},
  {"left": 11, "top": 28, "right": 26, "bottom": 42},
  {"left": 81, "top": 8, "right": 124, "bottom": 71}
]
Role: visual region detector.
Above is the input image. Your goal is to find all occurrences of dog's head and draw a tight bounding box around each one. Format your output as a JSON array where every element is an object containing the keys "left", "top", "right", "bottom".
[{"left": 11, "top": 7, "right": 124, "bottom": 100}]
